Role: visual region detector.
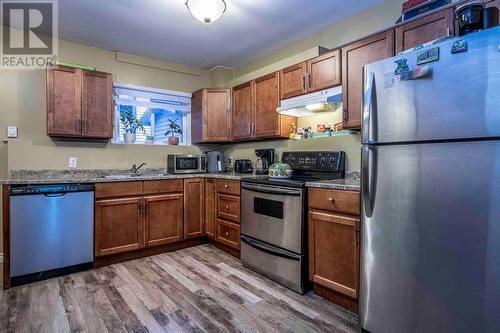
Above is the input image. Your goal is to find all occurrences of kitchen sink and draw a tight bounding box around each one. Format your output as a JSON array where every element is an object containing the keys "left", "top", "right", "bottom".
[{"left": 101, "top": 173, "right": 167, "bottom": 179}]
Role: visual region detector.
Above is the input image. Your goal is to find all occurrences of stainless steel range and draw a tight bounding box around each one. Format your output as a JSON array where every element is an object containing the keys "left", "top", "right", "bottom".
[{"left": 240, "top": 151, "right": 345, "bottom": 294}]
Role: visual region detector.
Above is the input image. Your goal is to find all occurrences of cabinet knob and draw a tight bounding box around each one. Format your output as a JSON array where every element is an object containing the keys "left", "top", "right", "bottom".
[
  {"left": 328, "top": 197, "right": 335, "bottom": 203},
  {"left": 224, "top": 184, "right": 228, "bottom": 188},
  {"left": 225, "top": 231, "right": 229, "bottom": 236},
  {"left": 225, "top": 205, "right": 229, "bottom": 210}
]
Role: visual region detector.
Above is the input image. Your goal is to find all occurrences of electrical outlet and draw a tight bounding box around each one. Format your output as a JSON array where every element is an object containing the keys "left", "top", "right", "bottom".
[
  {"left": 68, "top": 157, "right": 78, "bottom": 168},
  {"left": 7, "top": 126, "right": 17, "bottom": 138}
]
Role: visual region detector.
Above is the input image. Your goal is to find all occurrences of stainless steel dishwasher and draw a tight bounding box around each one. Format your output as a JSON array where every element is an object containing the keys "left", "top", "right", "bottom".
[{"left": 9, "top": 184, "right": 94, "bottom": 285}]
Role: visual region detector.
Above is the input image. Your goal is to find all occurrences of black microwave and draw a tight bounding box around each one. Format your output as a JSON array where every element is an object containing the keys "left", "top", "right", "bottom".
[{"left": 167, "top": 155, "right": 206, "bottom": 174}]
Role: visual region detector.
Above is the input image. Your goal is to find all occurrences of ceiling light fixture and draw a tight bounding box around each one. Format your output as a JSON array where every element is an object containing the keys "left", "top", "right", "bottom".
[{"left": 185, "top": 0, "right": 227, "bottom": 24}]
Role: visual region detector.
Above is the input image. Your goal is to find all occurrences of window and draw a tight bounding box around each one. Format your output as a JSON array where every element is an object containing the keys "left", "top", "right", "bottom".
[{"left": 113, "top": 83, "right": 192, "bottom": 145}]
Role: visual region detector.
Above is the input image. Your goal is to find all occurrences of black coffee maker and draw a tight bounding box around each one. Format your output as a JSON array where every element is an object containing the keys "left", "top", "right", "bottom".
[
  {"left": 255, "top": 149, "right": 275, "bottom": 175},
  {"left": 455, "top": 1, "right": 499, "bottom": 36}
]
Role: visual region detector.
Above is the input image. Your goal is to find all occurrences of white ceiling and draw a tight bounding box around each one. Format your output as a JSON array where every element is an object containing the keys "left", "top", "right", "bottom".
[{"left": 58, "top": 0, "right": 383, "bottom": 69}]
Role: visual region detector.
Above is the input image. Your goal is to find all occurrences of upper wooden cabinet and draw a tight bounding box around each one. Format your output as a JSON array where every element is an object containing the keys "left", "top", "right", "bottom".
[
  {"left": 307, "top": 50, "right": 342, "bottom": 93},
  {"left": 280, "top": 62, "right": 307, "bottom": 99},
  {"left": 232, "top": 72, "right": 296, "bottom": 141},
  {"left": 280, "top": 50, "right": 341, "bottom": 100},
  {"left": 232, "top": 82, "right": 254, "bottom": 141},
  {"left": 342, "top": 30, "right": 395, "bottom": 129},
  {"left": 184, "top": 178, "right": 204, "bottom": 239},
  {"left": 396, "top": 8, "right": 454, "bottom": 54},
  {"left": 47, "top": 64, "right": 113, "bottom": 139},
  {"left": 191, "top": 88, "right": 231, "bottom": 143}
]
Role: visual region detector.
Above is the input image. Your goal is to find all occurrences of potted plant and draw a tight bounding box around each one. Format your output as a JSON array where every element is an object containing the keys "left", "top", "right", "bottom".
[
  {"left": 145, "top": 135, "right": 155, "bottom": 144},
  {"left": 120, "top": 107, "right": 144, "bottom": 144},
  {"left": 165, "top": 119, "right": 182, "bottom": 145}
]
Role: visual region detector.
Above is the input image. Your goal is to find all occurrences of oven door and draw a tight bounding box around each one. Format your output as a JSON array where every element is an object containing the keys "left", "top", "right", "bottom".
[{"left": 241, "top": 182, "right": 304, "bottom": 254}]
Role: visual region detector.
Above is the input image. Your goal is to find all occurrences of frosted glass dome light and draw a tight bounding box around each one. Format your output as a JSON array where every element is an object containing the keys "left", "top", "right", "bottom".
[{"left": 185, "top": 0, "right": 227, "bottom": 24}]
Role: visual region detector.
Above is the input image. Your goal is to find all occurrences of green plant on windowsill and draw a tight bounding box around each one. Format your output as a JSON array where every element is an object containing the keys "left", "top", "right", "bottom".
[
  {"left": 120, "top": 107, "right": 144, "bottom": 144},
  {"left": 145, "top": 135, "right": 155, "bottom": 144},
  {"left": 165, "top": 119, "right": 183, "bottom": 145}
]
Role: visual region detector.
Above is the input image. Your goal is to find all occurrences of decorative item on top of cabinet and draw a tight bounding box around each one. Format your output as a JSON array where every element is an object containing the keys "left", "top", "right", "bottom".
[
  {"left": 191, "top": 88, "right": 231, "bottom": 143},
  {"left": 342, "top": 30, "right": 395, "bottom": 129},
  {"left": 184, "top": 178, "right": 205, "bottom": 239},
  {"left": 396, "top": 7, "right": 455, "bottom": 54},
  {"left": 47, "top": 64, "right": 113, "bottom": 139}
]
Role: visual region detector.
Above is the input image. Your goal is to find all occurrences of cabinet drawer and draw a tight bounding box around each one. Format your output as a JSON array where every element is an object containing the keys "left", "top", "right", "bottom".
[
  {"left": 216, "top": 219, "right": 240, "bottom": 250},
  {"left": 308, "top": 189, "right": 360, "bottom": 215},
  {"left": 143, "top": 179, "right": 183, "bottom": 195},
  {"left": 95, "top": 181, "right": 143, "bottom": 199},
  {"left": 217, "top": 179, "right": 240, "bottom": 196},
  {"left": 217, "top": 194, "right": 240, "bottom": 223}
]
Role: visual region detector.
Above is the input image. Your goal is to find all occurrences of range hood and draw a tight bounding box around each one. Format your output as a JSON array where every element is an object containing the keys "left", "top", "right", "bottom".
[{"left": 276, "top": 86, "right": 342, "bottom": 117}]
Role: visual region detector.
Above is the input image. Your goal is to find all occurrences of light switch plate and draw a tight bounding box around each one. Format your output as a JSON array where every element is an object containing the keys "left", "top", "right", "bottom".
[
  {"left": 7, "top": 126, "right": 17, "bottom": 138},
  {"left": 68, "top": 157, "right": 78, "bottom": 168}
]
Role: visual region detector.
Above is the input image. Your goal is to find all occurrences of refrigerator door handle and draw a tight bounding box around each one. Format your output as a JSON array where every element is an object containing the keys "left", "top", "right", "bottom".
[
  {"left": 362, "top": 71, "right": 377, "bottom": 144},
  {"left": 362, "top": 145, "right": 377, "bottom": 217}
]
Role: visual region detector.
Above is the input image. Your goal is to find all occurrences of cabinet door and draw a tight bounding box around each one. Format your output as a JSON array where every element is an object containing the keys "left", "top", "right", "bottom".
[
  {"left": 46, "top": 65, "right": 82, "bottom": 136},
  {"left": 184, "top": 178, "right": 204, "bottom": 239},
  {"left": 280, "top": 62, "right": 307, "bottom": 99},
  {"left": 396, "top": 8, "right": 454, "bottom": 54},
  {"left": 82, "top": 70, "right": 113, "bottom": 138},
  {"left": 309, "top": 211, "right": 360, "bottom": 299},
  {"left": 254, "top": 72, "right": 282, "bottom": 138},
  {"left": 307, "top": 50, "right": 341, "bottom": 93},
  {"left": 144, "top": 194, "right": 183, "bottom": 247},
  {"left": 205, "top": 179, "right": 217, "bottom": 239},
  {"left": 204, "top": 89, "right": 231, "bottom": 142},
  {"left": 95, "top": 197, "right": 144, "bottom": 257},
  {"left": 342, "top": 30, "right": 394, "bottom": 129},
  {"left": 232, "top": 82, "right": 254, "bottom": 141}
]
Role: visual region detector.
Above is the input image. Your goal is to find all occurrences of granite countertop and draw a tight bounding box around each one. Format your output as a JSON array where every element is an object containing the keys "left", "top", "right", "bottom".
[
  {"left": 305, "top": 172, "right": 360, "bottom": 192},
  {"left": 0, "top": 169, "right": 262, "bottom": 185}
]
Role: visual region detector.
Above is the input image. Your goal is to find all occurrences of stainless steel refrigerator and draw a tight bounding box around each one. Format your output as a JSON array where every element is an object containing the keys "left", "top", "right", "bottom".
[{"left": 360, "top": 27, "right": 500, "bottom": 333}]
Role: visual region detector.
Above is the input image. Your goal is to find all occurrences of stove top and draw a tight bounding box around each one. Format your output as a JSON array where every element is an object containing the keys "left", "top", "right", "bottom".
[{"left": 242, "top": 151, "right": 345, "bottom": 188}]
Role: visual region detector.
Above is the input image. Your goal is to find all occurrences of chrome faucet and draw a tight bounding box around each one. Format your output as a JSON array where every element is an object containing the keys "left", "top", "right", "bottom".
[{"left": 131, "top": 163, "right": 147, "bottom": 174}]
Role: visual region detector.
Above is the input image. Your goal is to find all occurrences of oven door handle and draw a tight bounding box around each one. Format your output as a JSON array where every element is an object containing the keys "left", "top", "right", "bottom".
[
  {"left": 241, "top": 183, "right": 302, "bottom": 196},
  {"left": 241, "top": 236, "right": 301, "bottom": 261}
]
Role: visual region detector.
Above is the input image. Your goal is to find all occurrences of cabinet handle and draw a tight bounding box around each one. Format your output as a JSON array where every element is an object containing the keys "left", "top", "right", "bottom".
[
  {"left": 302, "top": 75, "right": 306, "bottom": 90},
  {"left": 248, "top": 123, "right": 252, "bottom": 135},
  {"left": 308, "top": 73, "right": 312, "bottom": 88},
  {"left": 446, "top": 27, "right": 451, "bottom": 37}
]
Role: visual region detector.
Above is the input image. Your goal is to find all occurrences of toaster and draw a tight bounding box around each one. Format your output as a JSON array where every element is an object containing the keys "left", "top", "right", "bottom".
[{"left": 234, "top": 159, "right": 253, "bottom": 174}]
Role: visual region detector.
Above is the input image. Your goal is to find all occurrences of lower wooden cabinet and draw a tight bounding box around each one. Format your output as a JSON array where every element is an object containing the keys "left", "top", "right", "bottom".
[
  {"left": 217, "top": 194, "right": 240, "bottom": 223},
  {"left": 205, "top": 179, "right": 217, "bottom": 239},
  {"left": 216, "top": 219, "right": 241, "bottom": 250},
  {"left": 309, "top": 211, "right": 360, "bottom": 299},
  {"left": 144, "top": 194, "right": 183, "bottom": 247},
  {"left": 184, "top": 178, "right": 204, "bottom": 239},
  {"left": 95, "top": 197, "right": 144, "bottom": 257}
]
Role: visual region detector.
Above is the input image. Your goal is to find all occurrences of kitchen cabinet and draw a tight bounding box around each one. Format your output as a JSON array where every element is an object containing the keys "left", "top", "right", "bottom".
[
  {"left": 184, "top": 178, "right": 204, "bottom": 239},
  {"left": 47, "top": 64, "right": 113, "bottom": 139},
  {"left": 309, "top": 211, "right": 360, "bottom": 299},
  {"left": 307, "top": 50, "right": 342, "bottom": 93},
  {"left": 342, "top": 30, "right": 395, "bottom": 129},
  {"left": 217, "top": 194, "right": 240, "bottom": 223},
  {"left": 95, "top": 197, "right": 144, "bottom": 257},
  {"left": 191, "top": 88, "right": 231, "bottom": 143},
  {"left": 280, "top": 62, "right": 307, "bottom": 99},
  {"left": 232, "top": 72, "right": 296, "bottom": 141},
  {"left": 205, "top": 179, "right": 217, "bottom": 239},
  {"left": 216, "top": 219, "right": 241, "bottom": 250},
  {"left": 232, "top": 81, "right": 254, "bottom": 141},
  {"left": 144, "top": 194, "right": 183, "bottom": 247},
  {"left": 308, "top": 188, "right": 361, "bottom": 313},
  {"left": 279, "top": 50, "right": 341, "bottom": 100},
  {"left": 396, "top": 8, "right": 455, "bottom": 54},
  {"left": 214, "top": 179, "right": 241, "bottom": 252}
]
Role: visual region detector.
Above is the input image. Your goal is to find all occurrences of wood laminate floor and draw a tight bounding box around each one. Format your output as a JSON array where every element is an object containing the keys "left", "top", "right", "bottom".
[{"left": 0, "top": 244, "right": 360, "bottom": 332}]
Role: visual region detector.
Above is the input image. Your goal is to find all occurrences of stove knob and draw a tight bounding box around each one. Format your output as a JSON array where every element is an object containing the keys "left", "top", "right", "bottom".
[
  {"left": 330, "top": 158, "right": 336, "bottom": 163},
  {"left": 321, "top": 157, "right": 326, "bottom": 163}
]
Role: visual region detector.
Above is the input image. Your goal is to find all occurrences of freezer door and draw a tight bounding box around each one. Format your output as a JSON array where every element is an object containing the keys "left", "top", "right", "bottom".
[
  {"left": 360, "top": 141, "right": 500, "bottom": 333},
  {"left": 362, "top": 27, "right": 500, "bottom": 145}
]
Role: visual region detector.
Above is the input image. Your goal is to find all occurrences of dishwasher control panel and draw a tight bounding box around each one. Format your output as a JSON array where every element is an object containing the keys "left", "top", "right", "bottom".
[{"left": 10, "top": 184, "right": 95, "bottom": 195}]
